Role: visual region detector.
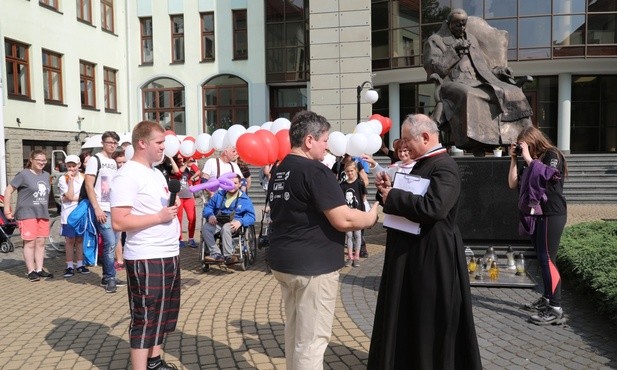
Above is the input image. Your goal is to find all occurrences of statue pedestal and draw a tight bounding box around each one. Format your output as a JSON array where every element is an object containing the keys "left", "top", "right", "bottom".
[{"left": 455, "top": 157, "right": 527, "bottom": 243}]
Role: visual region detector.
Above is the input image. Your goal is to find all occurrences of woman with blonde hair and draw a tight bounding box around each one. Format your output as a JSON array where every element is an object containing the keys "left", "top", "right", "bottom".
[{"left": 508, "top": 126, "right": 568, "bottom": 325}]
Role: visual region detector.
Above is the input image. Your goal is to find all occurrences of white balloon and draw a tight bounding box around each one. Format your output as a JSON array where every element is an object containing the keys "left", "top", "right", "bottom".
[
  {"left": 261, "top": 121, "right": 273, "bottom": 131},
  {"left": 327, "top": 131, "right": 347, "bottom": 157},
  {"left": 211, "top": 129, "right": 228, "bottom": 151},
  {"left": 195, "top": 133, "right": 212, "bottom": 153},
  {"left": 164, "top": 135, "right": 180, "bottom": 157},
  {"left": 368, "top": 119, "right": 383, "bottom": 135},
  {"left": 271, "top": 117, "right": 291, "bottom": 134},
  {"left": 346, "top": 133, "right": 368, "bottom": 157},
  {"left": 246, "top": 125, "right": 261, "bottom": 133},
  {"left": 225, "top": 124, "right": 247, "bottom": 147},
  {"left": 124, "top": 145, "right": 134, "bottom": 161},
  {"left": 355, "top": 121, "right": 374, "bottom": 136},
  {"left": 365, "top": 133, "right": 383, "bottom": 155},
  {"left": 179, "top": 139, "right": 196, "bottom": 157}
]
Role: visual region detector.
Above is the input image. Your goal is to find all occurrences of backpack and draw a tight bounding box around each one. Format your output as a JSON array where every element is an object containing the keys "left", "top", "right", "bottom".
[{"left": 79, "top": 155, "right": 101, "bottom": 201}]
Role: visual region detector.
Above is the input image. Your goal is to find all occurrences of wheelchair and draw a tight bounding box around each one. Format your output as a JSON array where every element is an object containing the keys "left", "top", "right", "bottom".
[{"left": 199, "top": 221, "right": 257, "bottom": 272}]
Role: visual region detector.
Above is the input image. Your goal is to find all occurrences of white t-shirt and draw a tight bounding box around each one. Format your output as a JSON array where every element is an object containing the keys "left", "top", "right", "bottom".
[
  {"left": 84, "top": 153, "right": 117, "bottom": 212},
  {"left": 321, "top": 152, "right": 337, "bottom": 169},
  {"left": 57, "top": 173, "right": 85, "bottom": 224},
  {"left": 202, "top": 157, "right": 243, "bottom": 179},
  {"left": 110, "top": 160, "right": 180, "bottom": 260}
]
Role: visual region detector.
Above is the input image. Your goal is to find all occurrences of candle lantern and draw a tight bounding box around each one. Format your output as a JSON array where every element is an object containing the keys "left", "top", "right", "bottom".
[
  {"left": 506, "top": 245, "right": 516, "bottom": 270},
  {"left": 483, "top": 246, "right": 498, "bottom": 268},
  {"left": 515, "top": 253, "right": 526, "bottom": 276},
  {"left": 488, "top": 261, "right": 499, "bottom": 280},
  {"left": 474, "top": 257, "right": 484, "bottom": 280}
]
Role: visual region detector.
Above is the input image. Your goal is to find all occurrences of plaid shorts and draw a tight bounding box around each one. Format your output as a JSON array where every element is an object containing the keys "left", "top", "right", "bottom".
[{"left": 126, "top": 256, "right": 181, "bottom": 349}]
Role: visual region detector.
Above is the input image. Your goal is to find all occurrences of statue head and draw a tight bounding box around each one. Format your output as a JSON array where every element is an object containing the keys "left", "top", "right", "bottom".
[{"left": 447, "top": 8, "right": 468, "bottom": 38}]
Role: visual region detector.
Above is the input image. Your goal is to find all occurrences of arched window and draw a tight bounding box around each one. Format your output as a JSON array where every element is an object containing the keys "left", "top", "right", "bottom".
[
  {"left": 142, "top": 78, "right": 186, "bottom": 134},
  {"left": 202, "top": 74, "right": 248, "bottom": 132}
]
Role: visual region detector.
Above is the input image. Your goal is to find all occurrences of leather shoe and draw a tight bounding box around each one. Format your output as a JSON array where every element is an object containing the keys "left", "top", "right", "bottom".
[{"left": 225, "top": 255, "right": 239, "bottom": 265}]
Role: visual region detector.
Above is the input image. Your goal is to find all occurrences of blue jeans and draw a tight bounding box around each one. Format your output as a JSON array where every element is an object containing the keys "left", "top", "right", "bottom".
[{"left": 97, "top": 211, "right": 117, "bottom": 280}]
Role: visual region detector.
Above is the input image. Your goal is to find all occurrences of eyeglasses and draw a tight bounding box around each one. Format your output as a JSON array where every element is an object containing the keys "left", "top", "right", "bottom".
[
  {"left": 33, "top": 159, "right": 47, "bottom": 163},
  {"left": 104, "top": 141, "right": 119, "bottom": 145}
]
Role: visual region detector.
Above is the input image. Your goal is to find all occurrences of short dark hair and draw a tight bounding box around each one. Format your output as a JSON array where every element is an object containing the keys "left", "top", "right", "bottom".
[
  {"left": 102, "top": 131, "right": 120, "bottom": 142},
  {"left": 289, "top": 111, "right": 330, "bottom": 148},
  {"left": 111, "top": 149, "right": 125, "bottom": 160}
]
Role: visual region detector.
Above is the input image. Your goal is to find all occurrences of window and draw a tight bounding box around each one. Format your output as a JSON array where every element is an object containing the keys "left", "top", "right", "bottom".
[
  {"left": 269, "top": 86, "right": 307, "bottom": 121},
  {"left": 39, "top": 0, "right": 59, "bottom": 10},
  {"left": 4, "top": 39, "right": 31, "bottom": 99},
  {"left": 140, "top": 17, "right": 153, "bottom": 64},
  {"left": 265, "top": 0, "right": 309, "bottom": 82},
  {"left": 42, "top": 50, "right": 63, "bottom": 103},
  {"left": 101, "top": 0, "right": 114, "bottom": 32},
  {"left": 142, "top": 78, "right": 186, "bottom": 134},
  {"left": 80, "top": 60, "right": 96, "bottom": 108},
  {"left": 103, "top": 67, "right": 117, "bottom": 112},
  {"left": 202, "top": 74, "right": 248, "bottom": 132},
  {"left": 77, "top": 0, "right": 92, "bottom": 24},
  {"left": 201, "top": 12, "right": 215, "bottom": 61},
  {"left": 233, "top": 9, "right": 248, "bottom": 60},
  {"left": 171, "top": 15, "right": 185, "bottom": 63}
]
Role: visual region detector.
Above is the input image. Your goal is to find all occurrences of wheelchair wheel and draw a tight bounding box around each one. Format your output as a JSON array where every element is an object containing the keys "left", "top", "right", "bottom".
[
  {"left": 0, "top": 241, "right": 10, "bottom": 253},
  {"left": 199, "top": 238, "right": 210, "bottom": 273},
  {"left": 245, "top": 225, "right": 257, "bottom": 266}
]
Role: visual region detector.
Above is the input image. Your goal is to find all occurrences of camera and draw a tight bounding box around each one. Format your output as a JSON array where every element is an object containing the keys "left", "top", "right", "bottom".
[{"left": 514, "top": 144, "right": 522, "bottom": 156}]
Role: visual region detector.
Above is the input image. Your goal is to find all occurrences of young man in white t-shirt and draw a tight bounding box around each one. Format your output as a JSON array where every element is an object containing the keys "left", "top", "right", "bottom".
[
  {"left": 84, "top": 131, "right": 124, "bottom": 293},
  {"left": 111, "top": 121, "right": 180, "bottom": 370}
]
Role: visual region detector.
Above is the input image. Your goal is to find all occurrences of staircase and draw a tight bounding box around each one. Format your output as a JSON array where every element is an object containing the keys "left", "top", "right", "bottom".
[{"left": 563, "top": 154, "right": 617, "bottom": 204}]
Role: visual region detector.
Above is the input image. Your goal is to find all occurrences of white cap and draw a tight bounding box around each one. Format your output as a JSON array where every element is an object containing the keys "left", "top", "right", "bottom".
[{"left": 65, "top": 155, "right": 81, "bottom": 164}]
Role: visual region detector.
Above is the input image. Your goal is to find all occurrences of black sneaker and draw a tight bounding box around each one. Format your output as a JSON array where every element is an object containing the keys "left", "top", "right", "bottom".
[
  {"left": 521, "top": 296, "right": 549, "bottom": 312},
  {"left": 151, "top": 360, "right": 178, "bottom": 370},
  {"left": 105, "top": 278, "right": 117, "bottom": 293},
  {"left": 359, "top": 251, "right": 369, "bottom": 258},
  {"left": 27, "top": 271, "right": 40, "bottom": 282},
  {"left": 76, "top": 266, "right": 90, "bottom": 274},
  {"left": 37, "top": 270, "right": 53, "bottom": 279},
  {"left": 63, "top": 267, "right": 75, "bottom": 278},
  {"left": 529, "top": 305, "right": 566, "bottom": 325}
]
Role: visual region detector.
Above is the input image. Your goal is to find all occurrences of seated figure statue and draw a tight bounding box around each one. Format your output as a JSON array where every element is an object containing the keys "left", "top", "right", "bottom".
[{"left": 423, "top": 8, "right": 532, "bottom": 150}]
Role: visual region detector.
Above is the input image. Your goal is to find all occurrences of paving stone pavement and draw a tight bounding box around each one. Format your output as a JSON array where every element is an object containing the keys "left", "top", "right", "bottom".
[{"left": 0, "top": 204, "right": 616, "bottom": 369}]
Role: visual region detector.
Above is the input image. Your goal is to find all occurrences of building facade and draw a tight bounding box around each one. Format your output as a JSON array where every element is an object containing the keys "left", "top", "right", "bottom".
[{"left": 2, "top": 0, "right": 616, "bottom": 189}]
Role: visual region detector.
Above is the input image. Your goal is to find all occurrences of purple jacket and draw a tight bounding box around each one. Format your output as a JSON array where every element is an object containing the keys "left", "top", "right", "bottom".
[{"left": 518, "top": 160, "right": 561, "bottom": 235}]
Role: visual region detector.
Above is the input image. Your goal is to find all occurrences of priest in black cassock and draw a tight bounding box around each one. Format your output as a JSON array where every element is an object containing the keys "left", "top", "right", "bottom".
[{"left": 368, "top": 114, "right": 482, "bottom": 370}]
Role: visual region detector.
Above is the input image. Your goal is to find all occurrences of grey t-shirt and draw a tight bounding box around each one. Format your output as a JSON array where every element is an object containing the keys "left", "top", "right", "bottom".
[{"left": 10, "top": 169, "right": 51, "bottom": 220}]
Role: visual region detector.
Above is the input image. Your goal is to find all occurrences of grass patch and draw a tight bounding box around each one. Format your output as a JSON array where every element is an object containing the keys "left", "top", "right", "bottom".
[{"left": 558, "top": 221, "right": 617, "bottom": 325}]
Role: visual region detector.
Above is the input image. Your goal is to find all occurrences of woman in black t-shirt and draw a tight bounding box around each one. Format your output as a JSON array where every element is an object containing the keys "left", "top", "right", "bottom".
[{"left": 508, "top": 126, "right": 568, "bottom": 326}]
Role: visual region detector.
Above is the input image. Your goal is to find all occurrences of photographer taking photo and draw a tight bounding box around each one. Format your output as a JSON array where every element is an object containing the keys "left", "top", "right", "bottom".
[{"left": 508, "top": 126, "right": 568, "bottom": 326}]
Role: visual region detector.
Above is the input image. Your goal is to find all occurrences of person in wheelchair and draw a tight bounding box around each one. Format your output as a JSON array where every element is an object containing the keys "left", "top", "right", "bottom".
[{"left": 202, "top": 174, "right": 255, "bottom": 265}]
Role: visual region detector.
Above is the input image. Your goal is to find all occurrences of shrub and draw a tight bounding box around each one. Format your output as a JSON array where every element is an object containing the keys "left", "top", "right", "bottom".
[{"left": 558, "top": 221, "right": 617, "bottom": 325}]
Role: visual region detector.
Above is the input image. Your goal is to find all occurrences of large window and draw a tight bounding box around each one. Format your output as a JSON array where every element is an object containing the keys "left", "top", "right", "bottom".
[
  {"left": 5, "top": 39, "right": 31, "bottom": 99},
  {"left": 142, "top": 78, "right": 186, "bottom": 134},
  {"left": 103, "top": 67, "right": 117, "bottom": 112},
  {"left": 101, "top": 0, "right": 114, "bottom": 32},
  {"left": 42, "top": 49, "right": 63, "bottom": 103},
  {"left": 140, "top": 17, "right": 154, "bottom": 64},
  {"left": 201, "top": 12, "right": 215, "bottom": 61},
  {"left": 202, "top": 74, "right": 248, "bottom": 132},
  {"left": 269, "top": 86, "right": 307, "bottom": 120},
  {"left": 77, "top": 0, "right": 92, "bottom": 24},
  {"left": 171, "top": 15, "right": 185, "bottom": 63},
  {"left": 265, "top": 0, "right": 309, "bottom": 82},
  {"left": 233, "top": 9, "right": 248, "bottom": 60},
  {"left": 80, "top": 60, "right": 96, "bottom": 108}
]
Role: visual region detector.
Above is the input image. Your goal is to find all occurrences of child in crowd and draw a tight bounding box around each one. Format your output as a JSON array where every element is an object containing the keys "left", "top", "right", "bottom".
[
  {"left": 112, "top": 150, "right": 127, "bottom": 269},
  {"left": 340, "top": 161, "right": 367, "bottom": 267},
  {"left": 172, "top": 155, "right": 201, "bottom": 248},
  {"left": 57, "top": 155, "right": 89, "bottom": 277}
]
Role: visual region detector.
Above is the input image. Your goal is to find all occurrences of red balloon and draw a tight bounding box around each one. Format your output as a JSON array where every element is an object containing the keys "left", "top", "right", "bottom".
[
  {"left": 381, "top": 117, "right": 392, "bottom": 136},
  {"left": 275, "top": 129, "right": 291, "bottom": 161},
  {"left": 192, "top": 151, "right": 203, "bottom": 160},
  {"left": 183, "top": 136, "right": 196, "bottom": 142},
  {"left": 202, "top": 148, "right": 215, "bottom": 158},
  {"left": 255, "top": 129, "right": 278, "bottom": 164},
  {"left": 236, "top": 133, "right": 269, "bottom": 166},
  {"left": 164, "top": 130, "right": 176, "bottom": 136}
]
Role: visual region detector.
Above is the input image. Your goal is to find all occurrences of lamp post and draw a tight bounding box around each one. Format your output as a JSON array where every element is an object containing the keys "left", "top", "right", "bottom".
[{"left": 356, "top": 80, "right": 379, "bottom": 124}]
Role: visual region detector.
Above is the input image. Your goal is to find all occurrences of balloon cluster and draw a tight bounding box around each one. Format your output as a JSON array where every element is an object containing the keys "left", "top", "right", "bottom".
[
  {"left": 188, "top": 171, "right": 237, "bottom": 193},
  {"left": 327, "top": 114, "right": 392, "bottom": 157}
]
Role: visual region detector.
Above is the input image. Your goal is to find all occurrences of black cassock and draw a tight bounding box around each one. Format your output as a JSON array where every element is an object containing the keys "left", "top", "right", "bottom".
[{"left": 368, "top": 151, "right": 482, "bottom": 370}]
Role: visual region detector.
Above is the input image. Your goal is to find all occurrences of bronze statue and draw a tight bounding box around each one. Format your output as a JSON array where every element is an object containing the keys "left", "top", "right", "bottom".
[{"left": 423, "top": 8, "right": 532, "bottom": 150}]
